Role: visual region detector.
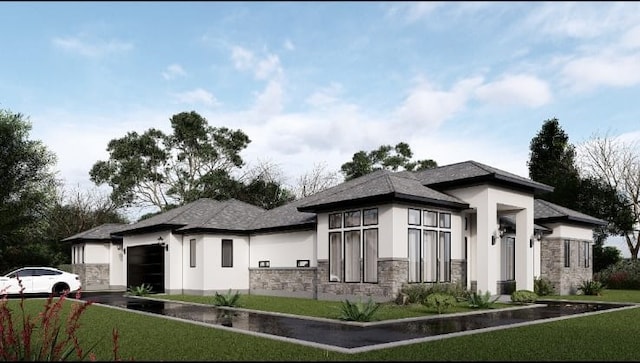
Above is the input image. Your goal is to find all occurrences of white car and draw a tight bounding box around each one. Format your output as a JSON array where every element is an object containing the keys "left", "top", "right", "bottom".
[{"left": 0, "top": 267, "right": 82, "bottom": 295}]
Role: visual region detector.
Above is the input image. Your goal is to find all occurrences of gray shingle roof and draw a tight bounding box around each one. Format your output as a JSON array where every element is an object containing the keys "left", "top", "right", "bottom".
[
  {"left": 62, "top": 223, "right": 126, "bottom": 242},
  {"left": 297, "top": 169, "right": 468, "bottom": 212},
  {"left": 534, "top": 199, "right": 607, "bottom": 226},
  {"left": 415, "top": 160, "right": 553, "bottom": 194},
  {"left": 249, "top": 198, "right": 317, "bottom": 231},
  {"left": 114, "top": 198, "right": 266, "bottom": 234}
]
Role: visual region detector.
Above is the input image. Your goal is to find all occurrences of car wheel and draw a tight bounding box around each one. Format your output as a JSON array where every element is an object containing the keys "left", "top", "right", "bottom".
[{"left": 52, "top": 283, "right": 70, "bottom": 296}]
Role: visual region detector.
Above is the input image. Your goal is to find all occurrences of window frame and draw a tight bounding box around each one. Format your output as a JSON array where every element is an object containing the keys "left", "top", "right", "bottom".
[
  {"left": 564, "top": 240, "right": 571, "bottom": 268},
  {"left": 222, "top": 239, "right": 233, "bottom": 268},
  {"left": 189, "top": 239, "right": 196, "bottom": 268},
  {"left": 344, "top": 210, "right": 362, "bottom": 228}
]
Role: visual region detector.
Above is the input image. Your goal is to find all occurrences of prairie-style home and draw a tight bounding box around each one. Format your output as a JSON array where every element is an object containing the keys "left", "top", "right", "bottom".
[{"left": 64, "top": 160, "right": 606, "bottom": 300}]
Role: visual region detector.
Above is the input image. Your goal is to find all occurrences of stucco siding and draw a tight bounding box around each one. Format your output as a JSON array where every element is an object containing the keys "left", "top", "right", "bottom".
[{"left": 250, "top": 230, "right": 315, "bottom": 268}]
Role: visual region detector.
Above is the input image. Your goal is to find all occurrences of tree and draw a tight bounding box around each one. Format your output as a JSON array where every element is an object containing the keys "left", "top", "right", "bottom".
[
  {"left": 0, "top": 109, "right": 58, "bottom": 273},
  {"left": 45, "top": 186, "right": 129, "bottom": 264},
  {"left": 340, "top": 142, "right": 437, "bottom": 181},
  {"left": 293, "top": 162, "right": 342, "bottom": 199},
  {"left": 527, "top": 118, "right": 581, "bottom": 208},
  {"left": 90, "top": 111, "right": 250, "bottom": 211},
  {"left": 578, "top": 132, "right": 640, "bottom": 259}
]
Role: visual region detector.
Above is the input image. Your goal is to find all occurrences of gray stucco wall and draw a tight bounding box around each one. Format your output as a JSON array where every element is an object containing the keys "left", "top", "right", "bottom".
[{"left": 72, "top": 263, "right": 110, "bottom": 291}]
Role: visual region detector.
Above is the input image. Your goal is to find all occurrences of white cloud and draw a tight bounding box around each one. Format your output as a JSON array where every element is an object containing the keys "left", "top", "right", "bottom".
[
  {"left": 162, "top": 64, "right": 187, "bottom": 80},
  {"left": 172, "top": 88, "right": 219, "bottom": 107},
  {"left": 394, "top": 76, "right": 482, "bottom": 129},
  {"left": 52, "top": 36, "right": 133, "bottom": 57},
  {"left": 561, "top": 53, "right": 640, "bottom": 92},
  {"left": 251, "top": 80, "right": 284, "bottom": 117},
  {"left": 230, "top": 45, "right": 283, "bottom": 81},
  {"left": 386, "top": 2, "right": 443, "bottom": 23},
  {"left": 474, "top": 74, "right": 551, "bottom": 108},
  {"left": 305, "top": 83, "right": 343, "bottom": 108}
]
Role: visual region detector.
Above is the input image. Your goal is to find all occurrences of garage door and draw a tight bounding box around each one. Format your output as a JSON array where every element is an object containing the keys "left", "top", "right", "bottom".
[{"left": 127, "top": 244, "right": 165, "bottom": 293}]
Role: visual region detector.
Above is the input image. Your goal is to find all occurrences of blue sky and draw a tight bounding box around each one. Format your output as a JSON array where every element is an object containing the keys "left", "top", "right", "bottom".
[{"left": 1, "top": 2, "right": 639, "bottom": 253}]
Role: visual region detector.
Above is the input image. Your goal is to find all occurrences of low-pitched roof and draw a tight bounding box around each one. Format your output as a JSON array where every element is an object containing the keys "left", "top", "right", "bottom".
[
  {"left": 62, "top": 223, "right": 126, "bottom": 242},
  {"left": 534, "top": 199, "right": 607, "bottom": 226},
  {"left": 415, "top": 160, "right": 554, "bottom": 194},
  {"left": 113, "top": 198, "right": 266, "bottom": 235},
  {"left": 297, "top": 170, "right": 469, "bottom": 213},
  {"left": 249, "top": 198, "right": 316, "bottom": 232}
]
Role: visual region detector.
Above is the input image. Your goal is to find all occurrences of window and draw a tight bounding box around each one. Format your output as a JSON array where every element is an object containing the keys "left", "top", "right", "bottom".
[
  {"left": 258, "top": 260, "right": 270, "bottom": 268},
  {"left": 424, "top": 211, "right": 437, "bottom": 227},
  {"left": 329, "top": 232, "right": 342, "bottom": 282},
  {"left": 363, "top": 208, "right": 378, "bottom": 226},
  {"left": 408, "top": 209, "right": 453, "bottom": 283},
  {"left": 81, "top": 245, "right": 85, "bottom": 263},
  {"left": 329, "top": 213, "right": 342, "bottom": 229},
  {"left": 564, "top": 240, "right": 571, "bottom": 268},
  {"left": 222, "top": 239, "right": 233, "bottom": 267},
  {"left": 344, "top": 210, "right": 361, "bottom": 227},
  {"left": 408, "top": 229, "right": 421, "bottom": 282},
  {"left": 296, "top": 259, "right": 310, "bottom": 267},
  {"left": 423, "top": 230, "right": 437, "bottom": 282},
  {"left": 408, "top": 208, "right": 421, "bottom": 225},
  {"left": 439, "top": 213, "right": 451, "bottom": 229},
  {"left": 583, "top": 241, "right": 590, "bottom": 268},
  {"left": 344, "top": 230, "right": 361, "bottom": 282},
  {"left": 190, "top": 239, "right": 196, "bottom": 268},
  {"left": 502, "top": 237, "right": 515, "bottom": 280},
  {"left": 364, "top": 229, "right": 378, "bottom": 283}
]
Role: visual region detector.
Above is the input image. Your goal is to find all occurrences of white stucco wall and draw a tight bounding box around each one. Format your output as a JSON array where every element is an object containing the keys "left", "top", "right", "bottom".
[
  {"left": 250, "top": 230, "right": 315, "bottom": 268},
  {"left": 109, "top": 244, "right": 124, "bottom": 286},
  {"left": 84, "top": 243, "right": 110, "bottom": 264},
  {"left": 445, "top": 184, "right": 535, "bottom": 294},
  {"left": 545, "top": 224, "right": 595, "bottom": 241},
  {"left": 202, "top": 234, "right": 250, "bottom": 291}
]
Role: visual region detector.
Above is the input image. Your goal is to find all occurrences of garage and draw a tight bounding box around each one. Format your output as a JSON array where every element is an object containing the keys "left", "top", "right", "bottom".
[{"left": 126, "top": 244, "right": 165, "bottom": 293}]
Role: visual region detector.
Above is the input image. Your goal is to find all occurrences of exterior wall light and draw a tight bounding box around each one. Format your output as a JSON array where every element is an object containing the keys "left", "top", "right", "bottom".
[{"left": 157, "top": 236, "right": 168, "bottom": 251}]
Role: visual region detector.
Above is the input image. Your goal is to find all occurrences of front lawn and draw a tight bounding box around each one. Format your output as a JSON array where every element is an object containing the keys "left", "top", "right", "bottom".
[{"left": 6, "top": 289, "right": 640, "bottom": 361}]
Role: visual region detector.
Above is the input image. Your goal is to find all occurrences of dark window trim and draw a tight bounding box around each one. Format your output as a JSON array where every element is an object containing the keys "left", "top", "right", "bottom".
[
  {"left": 329, "top": 212, "right": 342, "bottom": 229},
  {"left": 423, "top": 210, "right": 437, "bottom": 227},
  {"left": 190, "top": 239, "right": 196, "bottom": 268},
  {"left": 408, "top": 208, "right": 421, "bottom": 226},
  {"left": 423, "top": 229, "right": 438, "bottom": 283},
  {"left": 296, "top": 259, "right": 310, "bottom": 268},
  {"left": 408, "top": 228, "right": 422, "bottom": 283},
  {"left": 564, "top": 240, "right": 571, "bottom": 268},
  {"left": 344, "top": 210, "right": 362, "bottom": 228},
  {"left": 343, "top": 230, "right": 362, "bottom": 283},
  {"left": 440, "top": 231, "right": 452, "bottom": 282},
  {"left": 329, "top": 231, "right": 342, "bottom": 282},
  {"left": 258, "top": 260, "right": 270, "bottom": 268},
  {"left": 439, "top": 212, "right": 452, "bottom": 229},
  {"left": 363, "top": 208, "right": 379, "bottom": 226},
  {"left": 363, "top": 228, "right": 379, "bottom": 283},
  {"left": 222, "top": 239, "right": 233, "bottom": 268}
]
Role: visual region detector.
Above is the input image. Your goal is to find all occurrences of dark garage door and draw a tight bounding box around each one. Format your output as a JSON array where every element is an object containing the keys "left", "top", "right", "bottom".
[{"left": 127, "top": 244, "right": 165, "bottom": 293}]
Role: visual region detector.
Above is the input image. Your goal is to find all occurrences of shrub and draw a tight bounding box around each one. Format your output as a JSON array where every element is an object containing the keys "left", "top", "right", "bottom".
[
  {"left": 338, "top": 298, "right": 380, "bottom": 322},
  {"left": 127, "top": 283, "right": 153, "bottom": 296},
  {"left": 577, "top": 279, "right": 605, "bottom": 296},
  {"left": 423, "top": 293, "right": 457, "bottom": 314},
  {"left": 511, "top": 290, "right": 538, "bottom": 304},
  {"left": 397, "top": 282, "right": 470, "bottom": 305},
  {"left": 595, "top": 260, "right": 640, "bottom": 289},
  {"left": 212, "top": 289, "right": 241, "bottom": 307},
  {"left": 468, "top": 290, "right": 499, "bottom": 309},
  {"left": 534, "top": 276, "right": 555, "bottom": 296},
  {"left": 0, "top": 287, "right": 122, "bottom": 361}
]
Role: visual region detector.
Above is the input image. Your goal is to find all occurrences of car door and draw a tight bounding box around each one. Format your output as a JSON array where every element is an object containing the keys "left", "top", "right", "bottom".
[
  {"left": 3, "top": 269, "right": 34, "bottom": 294},
  {"left": 32, "top": 268, "right": 57, "bottom": 293}
]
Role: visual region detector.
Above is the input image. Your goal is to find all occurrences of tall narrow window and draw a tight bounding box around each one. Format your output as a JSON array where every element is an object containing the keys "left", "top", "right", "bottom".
[
  {"left": 329, "top": 232, "right": 342, "bottom": 282},
  {"left": 439, "top": 231, "right": 451, "bottom": 282},
  {"left": 439, "top": 213, "right": 451, "bottom": 229},
  {"left": 364, "top": 229, "right": 378, "bottom": 283},
  {"left": 222, "top": 239, "right": 233, "bottom": 267},
  {"left": 190, "top": 239, "right": 196, "bottom": 268},
  {"left": 408, "top": 229, "right": 421, "bottom": 282},
  {"left": 423, "top": 230, "right": 438, "bottom": 282},
  {"left": 583, "top": 241, "right": 590, "bottom": 268},
  {"left": 81, "top": 245, "right": 85, "bottom": 264},
  {"left": 502, "top": 237, "right": 515, "bottom": 280},
  {"left": 564, "top": 240, "right": 571, "bottom": 268},
  {"left": 344, "top": 230, "right": 361, "bottom": 282}
]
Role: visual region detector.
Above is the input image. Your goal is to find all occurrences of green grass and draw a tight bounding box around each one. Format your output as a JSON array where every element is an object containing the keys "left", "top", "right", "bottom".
[
  {"left": 8, "top": 289, "right": 640, "bottom": 360},
  {"left": 157, "top": 293, "right": 510, "bottom": 321}
]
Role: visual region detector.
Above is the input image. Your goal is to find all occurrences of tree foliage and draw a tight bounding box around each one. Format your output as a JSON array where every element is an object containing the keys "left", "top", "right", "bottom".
[
  {"left": 528, "top": 118, "right": 581, "bottom": 208},
  {"left": 340, "top": 142, "right": 437, "bottom": 181},
  {"left": 293, "top": 162, "right": 342, "bottom": 199},
  {"left": 0, "top": 109, "right": 58, "bottom": 273},
  {"left": 578, "top": 131, "right": 640, "bottom": 259}
]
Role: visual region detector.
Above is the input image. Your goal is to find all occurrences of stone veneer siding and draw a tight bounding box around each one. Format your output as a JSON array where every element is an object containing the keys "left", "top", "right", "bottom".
[
  {"left": 249, "top": 267, "right": 317, "bottom": 299},
  {"left": 540, "top": 238, "right": 592, "bottom": 295},
  {"left": 72, "top": 263, "right": 110, "bottom": 290},
  {"left": 314, "top": 258, "right": 409, "bottom": 302}
]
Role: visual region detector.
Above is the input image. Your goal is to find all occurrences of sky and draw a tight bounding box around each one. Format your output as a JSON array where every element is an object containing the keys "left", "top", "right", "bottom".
[{"left": 1, "top": 2, "right": 639, "bottom": 255}]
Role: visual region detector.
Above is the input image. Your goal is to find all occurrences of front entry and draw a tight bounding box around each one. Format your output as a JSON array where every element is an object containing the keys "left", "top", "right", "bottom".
[{"left": 127, "top": 244, "right": 165, "bottom": 293}]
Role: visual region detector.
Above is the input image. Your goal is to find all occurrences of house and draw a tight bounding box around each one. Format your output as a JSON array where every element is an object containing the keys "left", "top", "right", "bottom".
[{"left": 63, "top": 160, "right": 606, "bottom": 299}]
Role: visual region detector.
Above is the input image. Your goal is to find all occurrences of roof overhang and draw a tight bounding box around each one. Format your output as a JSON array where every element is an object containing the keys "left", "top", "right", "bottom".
[{"left": 297, "top": 192, "right": 469, "bottom": 213}]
